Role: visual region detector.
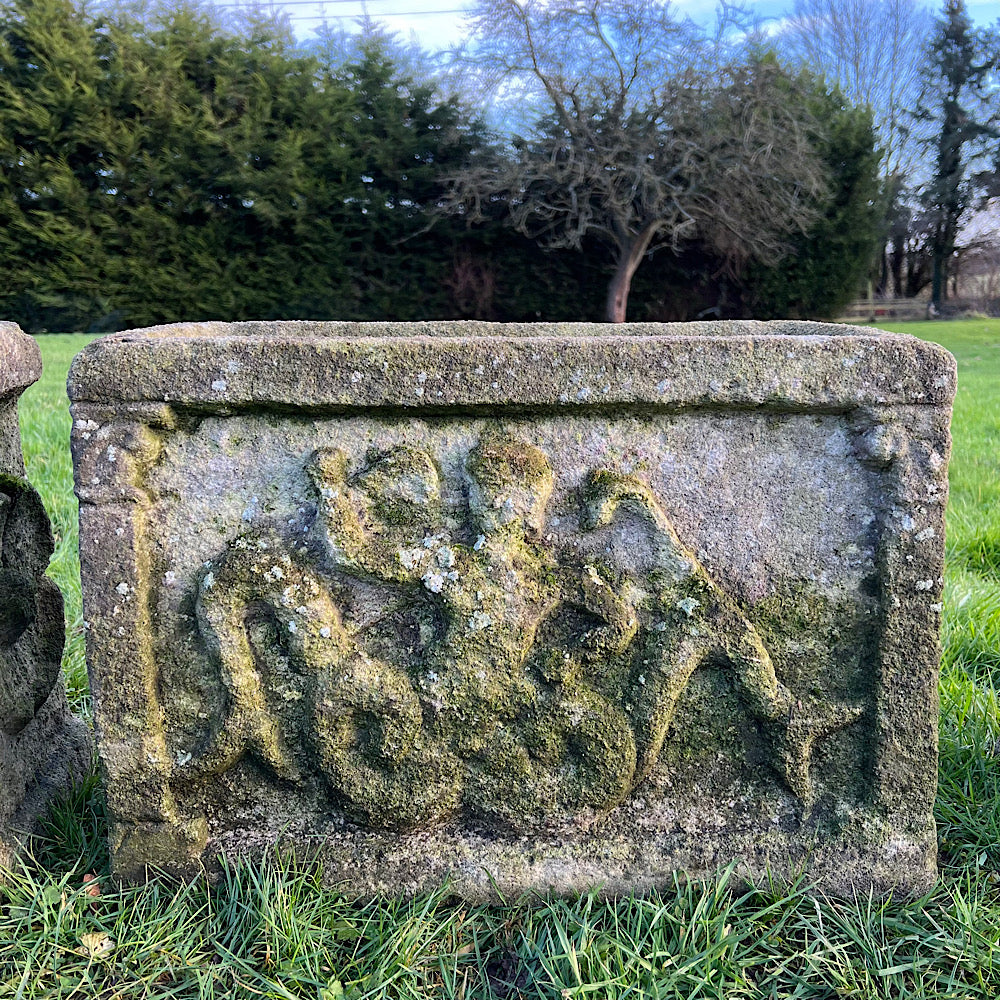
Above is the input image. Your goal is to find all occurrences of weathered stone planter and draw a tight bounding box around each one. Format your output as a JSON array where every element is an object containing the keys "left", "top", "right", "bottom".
[
  {"left": 69, "top": 320, "right": 954, "bottom": 897},
  {"left": 1, "top": 322, "right": 90, "bottom": 867}
]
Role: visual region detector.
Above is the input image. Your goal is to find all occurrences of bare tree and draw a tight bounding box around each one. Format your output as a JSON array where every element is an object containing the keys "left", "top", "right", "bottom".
[
  {"left": 447, "top": 0, "right": 828, "bottom": 323},
  {"left": 780, "top": 0, "right": 936, "bottom": 298},
  {"left": 781, "top": 0, "right": 933, "bottom": 178}
]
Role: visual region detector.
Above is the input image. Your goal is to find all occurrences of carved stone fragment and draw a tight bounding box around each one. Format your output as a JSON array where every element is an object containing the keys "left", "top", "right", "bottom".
[
  {"left": 1, "top": 322, "right": 90, "bottom": 867},
  {"left": 69, "top": 320, "right": 955, "bottom": 897}
]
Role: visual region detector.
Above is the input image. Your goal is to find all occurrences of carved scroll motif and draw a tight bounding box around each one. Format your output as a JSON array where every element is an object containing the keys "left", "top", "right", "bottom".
[{"left": 183, "top": 432, "right": 864, "bottom": 831}]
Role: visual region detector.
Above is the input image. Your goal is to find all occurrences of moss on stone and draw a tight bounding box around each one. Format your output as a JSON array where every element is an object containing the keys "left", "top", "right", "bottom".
[
  {"left": 354, "top": 445, "right": 441, "bottom": 527},
  {"left": 68, "top": 323, "right": 948, "bottom": 897}
]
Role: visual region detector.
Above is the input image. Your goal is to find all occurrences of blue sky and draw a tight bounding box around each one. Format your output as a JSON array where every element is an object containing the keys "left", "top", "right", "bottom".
[{"left": 252, "top": 0, "right": 998, "bottom": 48}]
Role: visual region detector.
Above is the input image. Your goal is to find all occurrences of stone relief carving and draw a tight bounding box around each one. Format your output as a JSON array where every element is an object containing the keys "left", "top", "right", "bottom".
[
  {"left": 182, "top": 431, "right": 864, "bottom": 832},
  {"left": 0, "top": 474, "right": 65, "bottom": 736}
]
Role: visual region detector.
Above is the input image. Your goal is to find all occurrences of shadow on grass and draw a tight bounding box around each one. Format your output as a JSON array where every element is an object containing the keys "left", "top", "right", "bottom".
[{"left": 32, "top": 757, "right": 109, "bottom": 876}]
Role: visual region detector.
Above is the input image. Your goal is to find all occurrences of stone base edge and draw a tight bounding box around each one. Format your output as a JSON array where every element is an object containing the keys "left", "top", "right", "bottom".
[{"left": 108, "top": 817, "right": 937, "bottom": 901}]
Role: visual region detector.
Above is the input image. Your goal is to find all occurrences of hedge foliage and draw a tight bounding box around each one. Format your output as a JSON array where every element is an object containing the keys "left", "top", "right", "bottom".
[{"left": 0, "top": 0, "right": 881, "bottom": 331}]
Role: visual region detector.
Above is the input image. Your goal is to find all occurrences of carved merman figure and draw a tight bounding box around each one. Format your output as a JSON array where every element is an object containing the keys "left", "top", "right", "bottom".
[{"left": 190, "top": 429, "right": 864, "bottom": 833}]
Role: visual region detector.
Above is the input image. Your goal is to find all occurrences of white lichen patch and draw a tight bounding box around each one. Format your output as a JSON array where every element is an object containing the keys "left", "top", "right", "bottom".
[
  {"left": 915, "top": 579, "right": 934, "bottom": 591},
  {"left": 398, "top": 548, "right": 425, "bottom": 570},
  {"left": 676, "top": 596, "right": 700, "bottom": 617},
  {"left": 422, "top": 571, "right": 445, "bottom": 593},
  {"left": 435, "top": 546, "right": 456, "bottom": 568},
  {"left": 915, "top": 527, "right": 936, "bottom": 542},
  {"left": 115, "top": 581, "right": 129, "bottom": 596},
  {"left": 201, "top": 572, "right": 215, "bottom": 590},
  {"left": 467, "top": 611, "right": 493, "bottom": 632},
  {"left": 492, "top": 497, "right": 516, "bottom": 523},
  {"left": 211, "top": 379, "right": 227, "bottom": 392},
  {"left": 473, "top": 534, "right": 486, "bottom": 551}
]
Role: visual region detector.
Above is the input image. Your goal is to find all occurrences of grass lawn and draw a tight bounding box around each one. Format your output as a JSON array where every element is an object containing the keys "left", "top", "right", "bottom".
[{"left": 3, "top": 321, "right": 1000, "bottom": 998}]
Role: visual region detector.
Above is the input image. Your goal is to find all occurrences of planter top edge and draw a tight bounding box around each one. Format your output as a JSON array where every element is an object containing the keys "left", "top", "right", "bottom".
[
  {"left": 98, "top": 318, "right": 905, "bottom": 341},
  {"left": 67, "top": 319, "right": 956, "bottom": 411}
]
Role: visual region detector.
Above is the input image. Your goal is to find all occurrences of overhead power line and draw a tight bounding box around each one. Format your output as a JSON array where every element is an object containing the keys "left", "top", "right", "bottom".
[
  {"left": 207, "top": 1, "right": 471, "bottom": 31},
  {"left": 215, "top": 0, "right": 463, "bottom": 6},
  {"left": 280, "top": 9, "right": 466, "bottom": 19},
  {"left": 212, "top": 0, "right": 468, "bottom": 10}
]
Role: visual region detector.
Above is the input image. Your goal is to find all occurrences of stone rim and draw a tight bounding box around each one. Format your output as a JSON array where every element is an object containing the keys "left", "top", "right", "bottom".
[{"left": 67, "top": 322, "right": 956, "bottom": 411}]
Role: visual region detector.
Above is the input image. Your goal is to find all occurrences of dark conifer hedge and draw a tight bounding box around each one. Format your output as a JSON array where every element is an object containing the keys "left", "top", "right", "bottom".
[{"left": 0, "top": 0, "right": 881, "bottom": 331}]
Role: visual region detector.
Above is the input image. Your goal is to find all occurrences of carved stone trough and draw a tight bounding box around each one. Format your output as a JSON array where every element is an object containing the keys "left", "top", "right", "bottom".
[{"left": 69, "top": 320, "right": 954, "bottom": 896}]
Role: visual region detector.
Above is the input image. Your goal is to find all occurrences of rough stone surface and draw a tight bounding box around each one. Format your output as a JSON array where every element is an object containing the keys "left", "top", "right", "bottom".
[
  {"left": 68, "top": 320, "right": 954, "bottom": 897},
  {"left": 1, "top": 322, "right": 90, "bottom": 868}
]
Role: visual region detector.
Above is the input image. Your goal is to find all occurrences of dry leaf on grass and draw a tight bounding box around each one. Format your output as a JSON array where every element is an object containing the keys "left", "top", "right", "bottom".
[{"left": 79, "top": 932, "right": 115, "bottom": 959}]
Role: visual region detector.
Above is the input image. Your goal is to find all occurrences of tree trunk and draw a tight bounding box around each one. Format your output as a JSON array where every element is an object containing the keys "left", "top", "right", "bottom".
[
  {"left": 890, "top": 242, "right": 903, "bottom": 299},
  {"left": 931, "top": 251, "right": 945, "bottom": 306},
  {"left": 604, "top": 224, "right": 658, "bottom": 323},
  {"left": 875, "top": 246, "right": 889, "bottom": 299}
]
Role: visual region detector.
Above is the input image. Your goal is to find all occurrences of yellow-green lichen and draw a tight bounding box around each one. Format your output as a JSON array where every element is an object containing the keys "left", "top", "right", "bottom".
[{"left": 183, "top": 430, "right": 867, "bottom": 836}]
